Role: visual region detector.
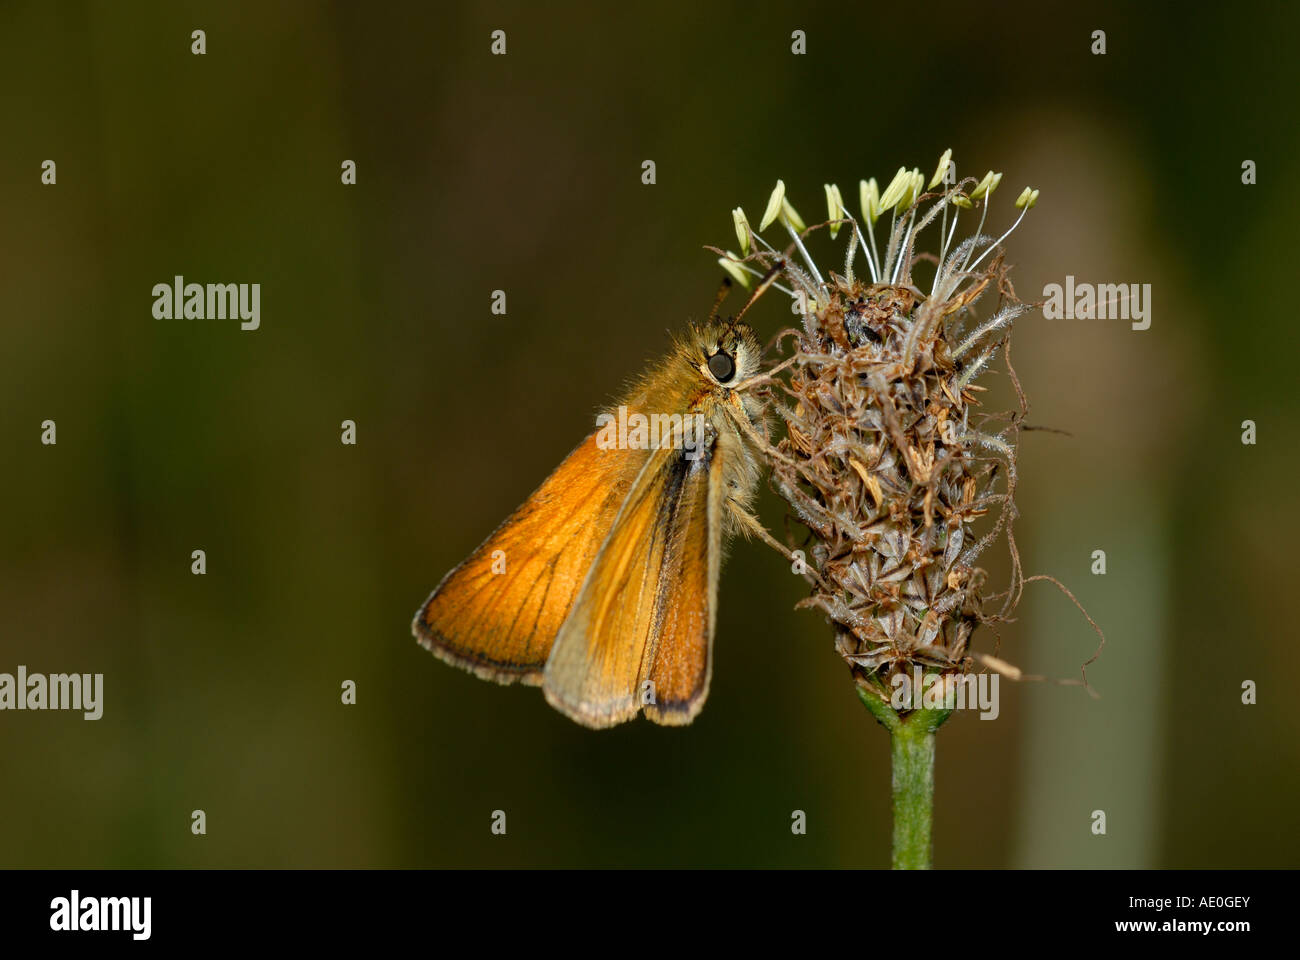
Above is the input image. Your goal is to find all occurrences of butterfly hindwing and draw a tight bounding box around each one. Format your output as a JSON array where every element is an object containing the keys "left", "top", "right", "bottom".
[{"left": 643, "top": 443, "right": 723, "bottom": 725}]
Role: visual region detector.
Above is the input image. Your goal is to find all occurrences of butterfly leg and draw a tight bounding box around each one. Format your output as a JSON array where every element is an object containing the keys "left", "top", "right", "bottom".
[{"left": 726, "top": 497, "right": 825, "bottom": 587}]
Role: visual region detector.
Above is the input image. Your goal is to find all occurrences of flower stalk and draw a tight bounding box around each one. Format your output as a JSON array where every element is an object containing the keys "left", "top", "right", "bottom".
[{"left": 857, "top": 681, "right": 952, "bottom": 869}]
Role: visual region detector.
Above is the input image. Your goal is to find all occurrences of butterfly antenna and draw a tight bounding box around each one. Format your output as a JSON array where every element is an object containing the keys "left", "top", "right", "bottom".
[
  {"left": 706, "top": 276, "right": 733, "bottom": 325},
  {"left": 735, "top": 263, "right": 785, "bottom": 323}
]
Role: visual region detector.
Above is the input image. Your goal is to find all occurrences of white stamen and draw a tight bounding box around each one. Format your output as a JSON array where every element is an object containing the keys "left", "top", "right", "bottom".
[
  {"left": 785, "top": 221, "right": 825, "bottom": 288},
  {"left": 966, "top": 207, "right": 1030, "bottom": 273}
]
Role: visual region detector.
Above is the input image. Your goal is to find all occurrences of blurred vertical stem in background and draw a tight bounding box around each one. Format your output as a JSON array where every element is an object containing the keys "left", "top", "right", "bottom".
[
  {"left": 858, "top": 683, "right": 952, "bottom": 869},
  {"left": 1005, "top": 135, "right": 1178, "bottom": 867}
]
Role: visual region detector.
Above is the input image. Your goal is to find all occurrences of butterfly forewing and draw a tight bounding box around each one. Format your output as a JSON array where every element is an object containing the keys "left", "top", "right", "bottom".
[{"left": 414, "top": 433, "right": 650, "bottom": 684}]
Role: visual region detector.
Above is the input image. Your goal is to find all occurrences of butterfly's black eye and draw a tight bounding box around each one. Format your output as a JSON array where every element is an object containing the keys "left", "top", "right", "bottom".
[{"left": 707, "top": 349, "right": 736, "bottom": 383}]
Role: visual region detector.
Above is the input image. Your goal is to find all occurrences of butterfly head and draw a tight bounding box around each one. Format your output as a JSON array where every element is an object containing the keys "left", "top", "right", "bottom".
[{"left": 691, "top": 318, "right": 761, "bottom": 392}]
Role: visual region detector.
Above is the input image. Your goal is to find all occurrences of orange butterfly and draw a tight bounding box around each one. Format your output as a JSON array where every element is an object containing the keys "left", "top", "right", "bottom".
[{"left": 413, "top": 286, "right": 770, "bottom": 728}]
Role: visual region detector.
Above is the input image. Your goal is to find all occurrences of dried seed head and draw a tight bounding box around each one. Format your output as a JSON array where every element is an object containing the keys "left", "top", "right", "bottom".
[{"left": 719, "top": 154, "right": 1048, "bottom": 710}]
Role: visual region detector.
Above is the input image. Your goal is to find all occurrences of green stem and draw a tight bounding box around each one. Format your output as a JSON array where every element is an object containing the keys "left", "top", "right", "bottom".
[
  {"left": 857, "top": 682, "right": 951, "bottom": 869},
  {"left": 889, "top": 719, "right": 936, "bottom": 869}
]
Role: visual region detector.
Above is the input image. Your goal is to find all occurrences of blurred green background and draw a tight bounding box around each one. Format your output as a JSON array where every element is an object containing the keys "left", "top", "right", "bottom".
[{"left": 2, "top": 0, "right": 1297, "bottom": 868}]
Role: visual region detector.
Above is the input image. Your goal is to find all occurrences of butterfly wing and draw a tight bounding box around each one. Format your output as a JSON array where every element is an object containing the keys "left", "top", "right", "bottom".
[
  {"left": 542, "top": 441, "right": 722, "bottom": 728},
  {"left": 413, "top": 432, "right": 650, "bottom": 685},
  {"left": 643, "top": 445, "right": 723, "bottom": 726}
]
